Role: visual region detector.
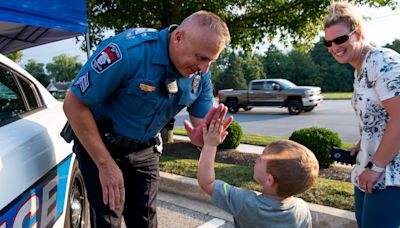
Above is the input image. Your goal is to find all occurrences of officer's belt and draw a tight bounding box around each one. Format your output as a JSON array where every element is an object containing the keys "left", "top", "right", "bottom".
[{"left": 104, "top": 133, "right": 161, "bottom": 152}]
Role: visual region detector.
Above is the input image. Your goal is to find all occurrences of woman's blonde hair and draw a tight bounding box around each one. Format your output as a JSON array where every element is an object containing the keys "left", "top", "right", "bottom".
[{"left": 324, "top": 1, "right": 362, "bottom": 31}]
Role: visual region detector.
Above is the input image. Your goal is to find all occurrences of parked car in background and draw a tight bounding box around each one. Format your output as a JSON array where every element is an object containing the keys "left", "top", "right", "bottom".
[
  {"left": 0, "top": 54, "right": 89, "bottom": 227},
  {"left": 218, "top": 79, "right": 323, "bottom": 115}
]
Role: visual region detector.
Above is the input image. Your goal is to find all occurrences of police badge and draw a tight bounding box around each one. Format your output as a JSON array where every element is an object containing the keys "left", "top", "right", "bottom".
[{"left": 192, "top": 75, "right": 201, "bottom": 93}]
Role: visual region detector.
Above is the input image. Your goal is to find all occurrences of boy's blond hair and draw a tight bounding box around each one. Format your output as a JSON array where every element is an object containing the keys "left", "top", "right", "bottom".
[
  {"left": 263, "top": 140, "right": 319, "bottom": 198},
  {"left": 323, "top": 1, "right": 362, "bottom": 31}
]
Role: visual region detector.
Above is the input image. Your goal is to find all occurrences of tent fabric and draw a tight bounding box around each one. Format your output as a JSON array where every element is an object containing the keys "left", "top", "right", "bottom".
[{"left": 0, "top": 0, "right": 88, "bottom": 54}]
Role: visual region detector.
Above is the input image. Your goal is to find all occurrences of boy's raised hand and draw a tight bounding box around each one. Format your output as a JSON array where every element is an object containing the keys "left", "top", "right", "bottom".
[
  {"left": 185, "top": 104, "right": 233, "bottom": 146},
  {"left": 203, "top": 119, "right": 228, "bottom": 147}
]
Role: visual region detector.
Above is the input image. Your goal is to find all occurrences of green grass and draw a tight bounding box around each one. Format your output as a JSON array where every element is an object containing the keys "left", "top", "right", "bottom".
[
  {"left": 174, "top": 128, "right": 354, "bottom": 149},
  {"left": 160, "top": 156, "right": 354, "bottom": 211},
  {"left": 322, "top": 92, "right": 352, "bottom": 99}
]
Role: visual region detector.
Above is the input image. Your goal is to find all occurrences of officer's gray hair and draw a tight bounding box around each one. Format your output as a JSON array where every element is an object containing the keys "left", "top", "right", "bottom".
[{"left": 181, "top": 10, "right": 231, "bottom": 45}]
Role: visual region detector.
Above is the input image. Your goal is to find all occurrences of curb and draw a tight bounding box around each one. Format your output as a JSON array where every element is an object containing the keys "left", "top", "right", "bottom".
[{"left": 160, "top": 172, "right": 357, "bottom": 228}]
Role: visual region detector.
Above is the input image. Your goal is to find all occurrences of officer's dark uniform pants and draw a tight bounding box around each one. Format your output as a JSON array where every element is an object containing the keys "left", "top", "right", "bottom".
[{"left": 74, "top": 141, "right": 160, "bottom": 228}]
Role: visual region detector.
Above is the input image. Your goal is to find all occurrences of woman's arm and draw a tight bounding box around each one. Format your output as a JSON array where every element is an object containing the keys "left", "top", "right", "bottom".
[
  {"left": 372, "top": 96, "right": 400, "bottom": 167},
  {"left": 358, "top": 96, "right": 400, "bottom": 193}
]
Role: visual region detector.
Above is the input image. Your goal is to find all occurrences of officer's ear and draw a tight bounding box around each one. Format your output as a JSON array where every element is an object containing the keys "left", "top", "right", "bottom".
[{"left": 172, "top": 30, "right": 184, "bottom": 44}]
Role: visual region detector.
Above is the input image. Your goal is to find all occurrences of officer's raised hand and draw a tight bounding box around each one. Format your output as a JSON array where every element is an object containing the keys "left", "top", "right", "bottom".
[{"left": 184, "top": 103, "right": 233, "bottom": 146}]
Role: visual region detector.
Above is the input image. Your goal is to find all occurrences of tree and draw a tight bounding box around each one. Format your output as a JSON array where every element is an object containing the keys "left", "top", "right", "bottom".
[
  {"left": 242, "top": 54, "right": 266, "bottom": 83},
  {"left": 6, "top": 51, "right": 23, "bottom": 63},
  {"left": 286, "top": 50, "right": 322, "bottom": 86},
  {"left": 46, "top": 55, "right": 82, "bottom": 82},
  {"left": 262, "top": 45, "right": 292, "bottom": 79},
  {"left": 385, "top": 39, "right": 400, "bottom": 53},
  {"left": 219, "top": 53, "right": 247, "bottom": 89},
  {"left": 86, "top": 0, "right": 397, "bottom": 51},
  {"left": 24, "top": 59, "right": 49, "bottom": 86}
]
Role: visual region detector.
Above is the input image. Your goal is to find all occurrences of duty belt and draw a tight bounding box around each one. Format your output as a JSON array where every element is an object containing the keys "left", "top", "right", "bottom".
[{"left": 104, "top": 133, "right": 161, "bottom": 152}]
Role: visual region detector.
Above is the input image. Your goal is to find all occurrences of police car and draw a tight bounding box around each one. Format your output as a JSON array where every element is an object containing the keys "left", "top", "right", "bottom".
[{"left": 0, "top": 53, "right": 89, "bottom": 227}]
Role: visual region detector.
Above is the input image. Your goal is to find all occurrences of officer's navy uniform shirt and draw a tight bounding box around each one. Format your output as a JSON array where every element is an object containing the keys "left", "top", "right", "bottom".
[{"left": 70, "top": 27, "right": 213, "bottom": 143}]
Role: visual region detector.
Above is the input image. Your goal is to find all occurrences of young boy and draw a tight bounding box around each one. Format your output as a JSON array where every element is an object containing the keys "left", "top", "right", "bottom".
[{"left": 197, "top": 119, "right": 319, "bottom": 228}]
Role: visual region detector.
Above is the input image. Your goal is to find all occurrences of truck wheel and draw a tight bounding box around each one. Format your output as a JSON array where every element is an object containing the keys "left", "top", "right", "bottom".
[
  {"left": 64, "top": 161, "right": 90, "bottom": 228},
  {"left": 243, "top": 106, "right": 253, "bottom": 111},
  {"left": 227, "top": 101, "right": 239, "bottom": 113},
  {"left": 287, "top": 100, "right": 302, "bottom": 115},
  {"left": 303, "top": 107, "right": 314, "bottom": 112}
]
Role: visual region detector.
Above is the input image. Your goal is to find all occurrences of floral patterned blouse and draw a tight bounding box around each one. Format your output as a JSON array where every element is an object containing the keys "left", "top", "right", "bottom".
[{"left": 351, "top": 47, "right": 400, "bottom": 189}]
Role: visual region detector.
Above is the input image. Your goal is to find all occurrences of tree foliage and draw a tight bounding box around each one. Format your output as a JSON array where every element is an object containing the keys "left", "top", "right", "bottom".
[
  {"left": 212, "top": 49, "right": 265, "bottom": 91},
  {"left": 220, "top": 53, "right": 247, "bottom": 90},
  {"left": 46, "top": 55, "right": 82, "bottom": 82},
  {"left": 6, "top": 51, "right": 23, "bottom": 63},
  {"left": 86, "top": 0, "right": 397, "bottom": 51},
  {"left": 24, "top": 59, "right": 49, "bottom": 86},
  {"left": 385, "top": 38, "right": 400, "bottom": 53}
]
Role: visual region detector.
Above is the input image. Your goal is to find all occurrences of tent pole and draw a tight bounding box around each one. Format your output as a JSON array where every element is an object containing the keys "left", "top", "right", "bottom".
[{"left": 85, "top": 32, "right": 91, "bottom": 59}]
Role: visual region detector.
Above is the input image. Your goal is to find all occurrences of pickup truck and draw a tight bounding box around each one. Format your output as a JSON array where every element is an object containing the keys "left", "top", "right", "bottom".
[{"left": 218, "top": 79, "right": 323, "bottom": 115}]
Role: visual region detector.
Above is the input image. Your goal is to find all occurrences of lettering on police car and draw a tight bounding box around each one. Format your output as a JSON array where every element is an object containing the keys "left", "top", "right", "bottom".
[
  {"left": 91, "top": 42, "right": 122, "bottom": 73},
  {"left": 73, "top": 72, "right": 90, "bottom": 94},
  {"left": 0, "top": 156, "right": 71, "bottom": 227}
]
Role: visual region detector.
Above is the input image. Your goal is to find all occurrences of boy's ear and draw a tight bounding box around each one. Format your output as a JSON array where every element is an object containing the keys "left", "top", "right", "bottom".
[{"left": 265, "top": 173, "right": 276, "bottom": 186}]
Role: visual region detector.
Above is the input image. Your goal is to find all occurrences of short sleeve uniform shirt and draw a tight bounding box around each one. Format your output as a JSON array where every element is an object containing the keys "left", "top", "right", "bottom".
[{"left": 70, "top": 27, "right": 213, "bottom": 143}]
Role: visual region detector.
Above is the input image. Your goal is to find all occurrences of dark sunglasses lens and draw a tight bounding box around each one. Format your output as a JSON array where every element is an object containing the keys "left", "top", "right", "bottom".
[
  {"left": 323, "top": 40, "right": 332, "bottom": 47},
  {"left": 324, "top": 34, "right": 350, "bottom": 47},
  {"left": 333, "top": 35, "right": 349, "bottom": 45}
]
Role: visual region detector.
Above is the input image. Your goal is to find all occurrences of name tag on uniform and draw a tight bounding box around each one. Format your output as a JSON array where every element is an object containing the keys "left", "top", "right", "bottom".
[{"left": 140, "top": 80, "right": 155, "bottom": 92}]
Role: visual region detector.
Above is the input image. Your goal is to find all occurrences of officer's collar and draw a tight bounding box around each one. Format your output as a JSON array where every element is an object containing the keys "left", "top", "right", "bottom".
[{"left": 152, "top": 26, "right": 179, "bottom": 75}]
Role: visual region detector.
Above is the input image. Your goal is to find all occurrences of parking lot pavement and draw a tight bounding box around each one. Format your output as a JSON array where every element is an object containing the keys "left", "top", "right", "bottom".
[{"left": 157, "top": 191, "right": 234, "bottom": 228}]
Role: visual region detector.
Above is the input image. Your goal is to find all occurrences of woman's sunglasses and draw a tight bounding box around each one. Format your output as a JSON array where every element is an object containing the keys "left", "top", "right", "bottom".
[{"left": 323, "top": 30, "right": 356, "bottom": 47}]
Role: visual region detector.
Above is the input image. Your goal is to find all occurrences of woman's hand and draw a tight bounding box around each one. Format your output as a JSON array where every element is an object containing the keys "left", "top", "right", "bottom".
[{"left": 358, "top": 169, "right": 381, "bottom": 194}]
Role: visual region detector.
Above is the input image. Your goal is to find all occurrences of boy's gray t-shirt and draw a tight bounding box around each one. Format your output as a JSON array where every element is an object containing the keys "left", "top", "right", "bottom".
[{"left": 212, "top": 180, "right": 312, "bottom": 228}]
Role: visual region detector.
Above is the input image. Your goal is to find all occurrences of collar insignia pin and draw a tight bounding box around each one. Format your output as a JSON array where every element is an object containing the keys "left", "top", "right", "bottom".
[{"left": 192, "top": 75, "right": 201, "bottom": 93}]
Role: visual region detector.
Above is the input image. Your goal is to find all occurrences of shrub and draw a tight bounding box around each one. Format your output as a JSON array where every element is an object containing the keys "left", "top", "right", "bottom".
[
  {"left": 289, "top": 127, "right": 342, "bottom": 168},
  {"left": 218, "top": 120, "right": 243, "bottom": 150}
]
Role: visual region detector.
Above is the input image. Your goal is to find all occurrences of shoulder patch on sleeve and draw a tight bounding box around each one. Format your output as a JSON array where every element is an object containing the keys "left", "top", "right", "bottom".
[
  {"left": 91, "top": 42, "right": 122, "bottom": 73},
  {"left": 73, "top": 72, "right": 91, "bottom": 94}
]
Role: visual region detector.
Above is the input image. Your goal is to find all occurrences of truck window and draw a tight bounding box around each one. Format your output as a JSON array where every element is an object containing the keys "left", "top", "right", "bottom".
[{"left": 251, "top": 81, "right": 265, "bottom": 90}]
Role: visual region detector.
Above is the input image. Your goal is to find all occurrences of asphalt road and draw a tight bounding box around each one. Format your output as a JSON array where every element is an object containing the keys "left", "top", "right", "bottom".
[{"left": 174, "top": 99, "right": 359, "bottom": 144}]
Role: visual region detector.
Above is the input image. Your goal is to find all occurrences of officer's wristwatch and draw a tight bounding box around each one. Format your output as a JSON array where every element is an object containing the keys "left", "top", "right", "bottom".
[{"left": 365, "top": 161, "right": 385, "bottom": 173}]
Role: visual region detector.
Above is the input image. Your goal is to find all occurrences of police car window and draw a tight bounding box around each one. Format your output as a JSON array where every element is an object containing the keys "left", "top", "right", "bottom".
[
  {"left": 0, "top": 67, "right": 28, "bottom": 122},
  {"left": 16, "top": 76, "right": 39, "bottom": 110}
]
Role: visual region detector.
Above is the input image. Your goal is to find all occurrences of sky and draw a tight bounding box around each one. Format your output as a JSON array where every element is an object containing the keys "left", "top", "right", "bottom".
[{"left": 21, "top": 4, "right": 400, "bottom": 66}]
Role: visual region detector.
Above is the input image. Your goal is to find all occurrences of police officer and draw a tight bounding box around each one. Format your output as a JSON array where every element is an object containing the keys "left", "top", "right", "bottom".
[{"left": 63, "top": 11, "right": 232, "bottom": 228}]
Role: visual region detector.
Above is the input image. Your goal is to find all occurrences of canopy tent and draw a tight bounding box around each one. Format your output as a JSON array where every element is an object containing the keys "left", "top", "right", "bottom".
[{"left": 0, "top": 0, "right": 88, "bottom": 54}]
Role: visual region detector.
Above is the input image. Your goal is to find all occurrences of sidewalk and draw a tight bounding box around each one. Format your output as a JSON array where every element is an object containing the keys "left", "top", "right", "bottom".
[
  {"left": 173, "top": 135, "right": 265, "bottom": 154},
  {"left": 163, "top": 135, "right": 357, "bottom": 227}
]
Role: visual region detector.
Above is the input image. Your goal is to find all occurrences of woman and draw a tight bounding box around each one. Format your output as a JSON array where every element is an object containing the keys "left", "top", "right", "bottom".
[{"left": 323, "top": 2, "right": 400, "bottom": 227}]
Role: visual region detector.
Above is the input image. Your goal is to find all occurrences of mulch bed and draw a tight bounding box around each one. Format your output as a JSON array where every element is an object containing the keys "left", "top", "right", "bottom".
[{"left": 162, "top": 141, "right": 352, "bottom": 182}]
